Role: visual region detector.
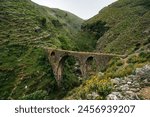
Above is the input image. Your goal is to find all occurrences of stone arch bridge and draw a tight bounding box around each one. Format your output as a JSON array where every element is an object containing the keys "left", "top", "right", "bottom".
[{"left": 46, "top": 48, "right": 124, "bottom": 86}]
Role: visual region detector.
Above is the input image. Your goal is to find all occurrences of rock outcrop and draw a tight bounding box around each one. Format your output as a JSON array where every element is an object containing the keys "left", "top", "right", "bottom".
[{"left": 107, "top": 65, "right": 150, "bottom": 100}]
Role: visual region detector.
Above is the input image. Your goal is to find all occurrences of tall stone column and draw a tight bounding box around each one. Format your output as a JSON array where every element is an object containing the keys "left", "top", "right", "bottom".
[{"left": 80, "top": 62, "right": 87, "bottom": 78}]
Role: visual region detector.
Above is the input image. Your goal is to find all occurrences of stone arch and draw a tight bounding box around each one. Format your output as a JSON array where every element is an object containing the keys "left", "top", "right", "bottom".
[
  {"left": 49, "top": 51, "right": 57, "bottom": 63},
  {"left": 51, "top": 51, "right": 55, "bottom": 56},
  {"left": 56, "top": 54, "right": 82, "bottom": 87},
  {"left": 85, "top": 56, "right": 97, "bottom": 76}
]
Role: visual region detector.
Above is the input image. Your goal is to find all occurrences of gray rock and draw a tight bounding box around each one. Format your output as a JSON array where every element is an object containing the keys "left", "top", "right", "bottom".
[
  {"left": 140, "top": 70, "right": 150, "bottom": 81},
  {"left": 107, "top": 92, "right": 123, "bottom": 100},
  {"left": 121, "top": 84, "right": 130, "bottom": 91},
  {"left": 107, "top": 65, "right": 150, "bottom": 100},
  {"left": 87, "top": 94, "right": 92, "bottom": 100},
  {"left": 128, "top": 75, "right": 136, "bottom": 79},
  {"left": 87, "top": 92, "right": 99, "bottom": 100},
  {"left": 112, "top": 92, "right": 123, "bottom": 99},
  {"left": 112, "top": 92, "right": 120, "bottom": 95},
  {"left": 143, "top": 79, "right": 149, "bottom": 84},
  {"left": 143, "top": 29, "right": 150, "bottom": 34},
  {"left": 126, "top": 91, "right": 134, "bottom": 95},
  {"left": 142, "top": 65, "right": 150, "bottom": 72},
  {"left": 120, "top": 80, "right": 126, "bottom": 84},
  {"left": 98, "top": 72, "right": 104, "bottom": 76},
  {"left": 130, "top": 88, "right": 140, "bottom": 92},
  {"left": 133, "top": 81, "right": 138, "bottom": 84},
  {"left": 115, "top": 87, "right": 121, "bottom": 91},
  {"left": 125, "top": 91, "right": 140, "bottom": 100},
  {"left": 125, "top": 77, "right": 132, "bottom": 81},
  {"left": 106, "top": 94, "right": 119, "bottom": 100},
  {"left": 114, "top": 78, "right": 121, "bottom": 81},
  {"left": 111, "top": 79, "right": 120, "bottom": 85},
  {"left": 133, "top": 83, "right": 140, "bottom": 88},
  {"left": 91, "top": 92, "right": 99, "bottom": 99},
  {"left": 135, "top": 65, "right": 150, "bottom": 76},
  {"left": 127, "top": 81, "right": 132, "bottom": 85}
]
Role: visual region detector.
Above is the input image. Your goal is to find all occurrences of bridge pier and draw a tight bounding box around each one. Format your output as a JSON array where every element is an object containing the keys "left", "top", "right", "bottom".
[{"left": 55, "top": 60, "right": 87, "bottom": 87}]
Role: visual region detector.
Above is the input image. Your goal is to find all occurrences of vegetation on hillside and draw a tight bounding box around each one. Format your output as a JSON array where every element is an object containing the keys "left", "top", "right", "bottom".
[
  {"left": 0, "top": 0, "right": 83, "bottom": 99},
  {"left": 80, "top": 0, "right": 150, "bottom": 54},
  {"left": 64, "top": 0, "right": 150, "bottom": 99},
  {"left": 0, "top": 0, "right": 149, "bottom": 100},
  {"left": 65, "top": 51, "right": 149, "bottom": 99},
  {"left": 65, "top": 75, "right": 112, "bottom": 100}
]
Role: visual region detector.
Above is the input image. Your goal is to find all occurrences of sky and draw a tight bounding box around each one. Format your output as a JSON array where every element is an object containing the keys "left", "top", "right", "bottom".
[{"left": 31, "top": 0, "right": 117, "bottom": 19}]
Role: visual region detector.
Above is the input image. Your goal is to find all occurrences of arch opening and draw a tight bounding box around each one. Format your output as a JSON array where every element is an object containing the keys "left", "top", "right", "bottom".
[
  {"left": 57, "top": 55, "right": 82, "bottom": 90},
  {"left": 51, "top": 51, "right": 55, "bottom": 56},
  {"left": 50, "top": 51, "right": 56, "bottom": 63},
  {"left": 85, "top": 56, "right": 97, "bottom": 76}
]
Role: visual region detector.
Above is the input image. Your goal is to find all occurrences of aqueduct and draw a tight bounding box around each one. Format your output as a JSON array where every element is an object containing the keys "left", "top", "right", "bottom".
[{"left": 46, "top": 48, "right": 124, "bottom": 87}]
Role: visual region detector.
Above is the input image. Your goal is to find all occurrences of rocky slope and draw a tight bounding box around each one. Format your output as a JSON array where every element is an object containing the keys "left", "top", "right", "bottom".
[
  {"left": 65, "top": 65, "right": 150, "bottom": 100},
  {"left": 107, "top": 65, "right": 150, "bottom": 100}
]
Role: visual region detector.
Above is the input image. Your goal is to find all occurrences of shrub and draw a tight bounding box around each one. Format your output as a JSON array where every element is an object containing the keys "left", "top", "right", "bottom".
[
  {"left": 115, "top": 65, "right": 133, "bottom": 77},
  {"left": 65, "top": 75, "right": 112, "bottom": 100},
  {"left": 41, "top": 17, "right": 46, "bottom": 26},
  {"left": 90, "top": 78, "right": 112, "bottom": 99},
  {"left": 52, "top": 19, "right": 62, "bottom": 27},
  {"left": 139, "top": 52, "right": 150, "bottom": 60},
  {"left": 116, "top": 60, "right": 124, "bottom": 66},
  {"left": 127, "top": 53, "right": 149, "bottom": 64}
]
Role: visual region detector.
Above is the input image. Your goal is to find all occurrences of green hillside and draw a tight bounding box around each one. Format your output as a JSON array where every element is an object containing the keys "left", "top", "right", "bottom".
[
  {"left": 0, "top": 0, "right": 149, "bottom": 100},
  {"left": 0, "top": 0, "right": 83, "bottom": 99},
  {"left": 65, "top": 0, "right": 150, "bottom": 99},
  {"left": 80, "top": 0, "right": 150, "bottom": 54},
  {"left": 0, "top": 0, "right": 83, "bottom": 49}
]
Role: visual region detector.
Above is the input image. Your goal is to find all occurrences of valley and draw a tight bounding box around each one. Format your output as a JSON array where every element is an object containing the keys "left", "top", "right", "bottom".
[{"left": 0, "top": 0, "right": 149, "bottom": 100}]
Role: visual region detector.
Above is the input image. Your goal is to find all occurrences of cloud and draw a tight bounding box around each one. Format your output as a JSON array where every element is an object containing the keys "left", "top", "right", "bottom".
[{"left": 31, "top": 0, "right": 117, "bottom": 19}]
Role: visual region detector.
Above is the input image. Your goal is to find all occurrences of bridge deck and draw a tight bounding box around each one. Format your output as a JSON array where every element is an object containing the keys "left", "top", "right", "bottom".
[{"left": 45, "top": 47, "right": 126, "bottom": 58}]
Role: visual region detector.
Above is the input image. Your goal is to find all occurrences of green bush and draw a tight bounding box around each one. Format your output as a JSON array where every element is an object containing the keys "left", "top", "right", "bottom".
[
  {"left": 139, "top": 52, "right": 150, "bottom": 60},
  {"left": 115, "top": 65, "right": 133, "bottom": 77},
  {"left": 127, "top": 53, "right": 149, "bottom": 64},
  {"left": 65, "top": 75, "right": 112, "bottom": 100},
  {"left": 62, "top": 57, "right": 81, "bottom": 91},
  {"left": 41, "top": 17, "right": 46, "bottom": 26}
]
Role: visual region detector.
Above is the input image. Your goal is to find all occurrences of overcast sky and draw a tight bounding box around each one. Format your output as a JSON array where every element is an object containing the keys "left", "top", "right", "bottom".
[{"left": 31, "top": 0, "right": 117, "bottom": 19}]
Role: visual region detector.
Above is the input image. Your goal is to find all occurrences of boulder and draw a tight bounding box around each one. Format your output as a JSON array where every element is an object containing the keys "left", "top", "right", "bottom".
[
  {"left": 120, "top": 84, "right": 129, "bottom": 91},
  {"left": 106, "top": 92, "right": 123, "bottom": 100},
  {"left": 111, "top": 78, "right": 120, "bottom": 85},
  {"left": 139, "top": 87, "right": 150, "bottom": 99},
  {"left": 87, "top": 92, "right": 99, "bottom": 100}
]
